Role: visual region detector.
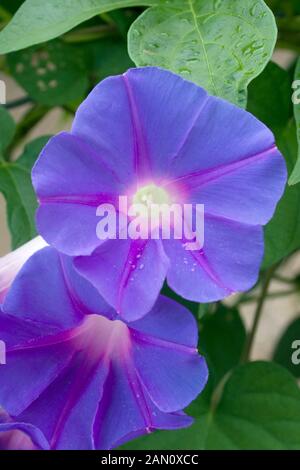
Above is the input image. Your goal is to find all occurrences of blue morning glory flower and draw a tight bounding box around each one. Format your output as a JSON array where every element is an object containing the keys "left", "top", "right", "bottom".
[
  {"left": 0, "top": 247, "right": 207, "bottom": 450},
  {"left": 32, "top": 67, "right": 286, "bottom": 321}
]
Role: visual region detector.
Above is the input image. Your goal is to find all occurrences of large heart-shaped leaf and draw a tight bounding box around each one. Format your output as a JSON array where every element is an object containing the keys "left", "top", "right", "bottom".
[
  {"left": 122, "top": 362, "right": 300, "bottom": 450},
  {"left": 289, "top": 58, "right": 300, "bottom": 186},
  {"left": 128, "top": 0, "right": 277, "bottom": 106},
  {"left": 199, "top": 304, "right": 246, "bottom": 386},
  {"left": 7, "top": 40, "right": 89, "bottom": 106},
  {"left": 247, "top": 61, "right": 292, "bottom": 133},
  {"left": 0, "top": 0, "right": 157, "bottom": 54},
  {"left": 0, "top": 136, "right": 50, "bottom": 249},
  {"left": 273, "top": 317, "right": 300, "bottom": 378},
  {"left": 89, "top": 38, "right": 134, "bottom": 83},
  {"left": 263, "top": 122, "right": 300, "bottom": 267},
  {"left": 247, "top": 63, "right": 300, "bottom": 267}
]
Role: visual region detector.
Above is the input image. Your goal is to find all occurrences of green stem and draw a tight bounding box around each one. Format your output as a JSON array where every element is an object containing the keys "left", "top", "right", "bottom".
[
  {"left": 238, "top": 288, "right": 299, "bottom": 304},
  {"left": 6, "top": 104, "right": 50, "bottom": 158},
  {"left": 273, "top": 273, "right": 296, "bottom": 285},
  {"left": 62, "top": 24, "right": 118, "bottom": 43},
  {"left": 4, "top": 96, "right": 33, "bottom": 110},
  {"left": 240, "top": 265, "right": 277, "bottom": 363},
  {"left": 99, "top": 12, "right": 116, "bottom": 25},
  {"left": 210, "top": 371, "right": 232, "bottom": 415}
]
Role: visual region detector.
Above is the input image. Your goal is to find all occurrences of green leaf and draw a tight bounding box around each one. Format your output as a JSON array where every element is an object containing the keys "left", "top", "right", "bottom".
[
  {"left": 200, "top": 304, "right": 246, "bottom": 386},
  {"left": 122, "top": 362, "right": 300, "bottom": 450},
  {"left": 128, "top": 0, "right": 277, "bottom": 107},
  {"left": 0, "top": 0, "right": 157, "bottom": 54},
  {"left": 247, "top": 61, "right": 292, "bottom": 133},
  {"left": 0, "top": 106, "right": 16, "bottom": 155},
  {"left": 104, "top": 8, "right": 141, "bottom": 38},
  {"left": 273, "top": 317, "right": 300, "bottom": 378},
  {"left": 247, "top": 62, "right": 300, "bottom": 266},
  {"left": 0, "top": 136, "right": 50, "bottom": 249},
  {"left": 0, "top": 1, "right": 23, "bottom": 15},
  {"left": 198, "top": 302, "right": 211, "bottom": 320},
  {"left": 289, "top": 57, "right": 300, "bottom": 185},
  {"left": 89, "top": 38, "right": 134, "bottom": 83},
  {"left": 205, "top": 362, "right": 300, "bottom": 450},
  {"left": 266, "top": 0, "right": 300, "bottom": 16},
  {"left": 7, "top": 40, "right": 89, "bottom": 106},
  {"left": 263, "top": 121, "right": 300, "bottom": 267}
]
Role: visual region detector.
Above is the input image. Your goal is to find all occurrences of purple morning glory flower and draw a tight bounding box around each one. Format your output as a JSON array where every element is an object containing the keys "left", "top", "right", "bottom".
[
  {"left": 32, "top": 67, "right": 286, "bottom": 320},
  {"left": 0, "top": 247, "right": 208, "bottom": 450}
]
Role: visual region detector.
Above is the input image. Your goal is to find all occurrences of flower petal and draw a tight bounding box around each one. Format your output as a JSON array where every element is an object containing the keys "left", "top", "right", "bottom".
[
  {"left": 116, "top": 67, "right": 209, "bottom": 180},
  {"left": 75, "top": 239, "right": 169, "bottom": 321},
  {"left": 32, "top": 132, "right": 124, "bottom": 198},
  {"left": 93, "top": 355, "right": 192, "bottom": 449},
  {"left": 130, "top": 295, "right": 198, "bottom": 348},
  {"left": 0, "top": 236, "right": 47, "bottom": 303},
  {"left": 71, "top": 75, "right": 138, "bottom": 186},
  {"left": 0, "top": 338, "right": 74, "bottom": 416},
  {"left": 0, "top": 422, "right": 48, "bottom": 450},
  {"left": 169, "top": 146, "right": 286, "bottom": 225},
  {"left": 3, "top": 247, "right": 113, "bottom": 328},
  {"left": 130, "top": 296, "right": 208, "bottom": 412},
  {"left": 18, "top": 351, "right": 109, "bottom": 450},
  {"left": 0, "top": 310, "right": 196, "bottom": 450},
  {"left": 0, "top": 243, "right": 206, "bottom": 449},
  {"left": 164, "top": 216, "right": 264, "bottom": 302},
  {"left": 32, "top": 132, "right": 124, "bottom": 256},
  {"left": 0, "top": 410, "right": 48, "bottom": 450},
  {"left": 165, "top": 92, "right": 278, "bottom": 180}
]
